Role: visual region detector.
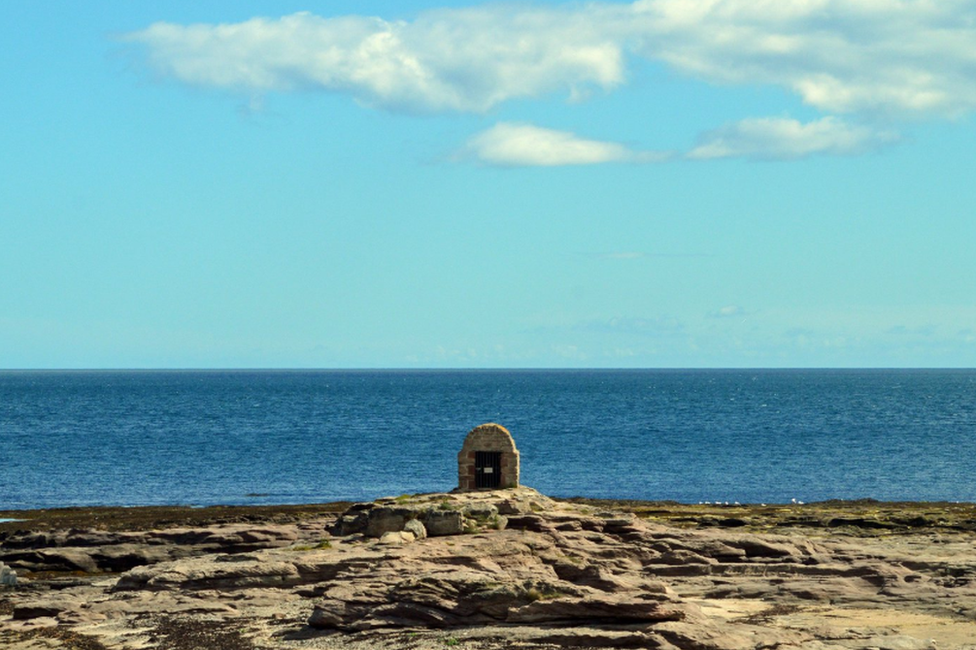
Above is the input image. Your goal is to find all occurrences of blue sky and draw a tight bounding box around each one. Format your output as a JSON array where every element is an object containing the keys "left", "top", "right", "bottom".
[{"left": 3, "top": 0, "right": 976, "bottom": 368}]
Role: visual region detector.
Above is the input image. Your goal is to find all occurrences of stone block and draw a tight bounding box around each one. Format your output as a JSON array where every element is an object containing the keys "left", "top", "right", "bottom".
[
  {"left": 421, "top": 509, "right": 464, "bottom": 536},
  {"left": 464, "top": 503, "right": 499, "bottom": 520},
  {"left": 365, "top": 507, "right": 417, "bottom": 538},
  {"left": 0, "top": 562, "right": 17, "bottom": 586}
]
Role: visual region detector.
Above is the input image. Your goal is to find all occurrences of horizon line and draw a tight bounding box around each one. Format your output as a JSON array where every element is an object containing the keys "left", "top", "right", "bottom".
[{"left": 2, "top": 367, "right": 974, "bottom": 372}]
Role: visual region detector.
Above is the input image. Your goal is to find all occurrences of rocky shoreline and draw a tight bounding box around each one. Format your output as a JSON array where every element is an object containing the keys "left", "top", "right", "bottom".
[{"left": 4, "top": 489, "right": 976, "bottom": 649}]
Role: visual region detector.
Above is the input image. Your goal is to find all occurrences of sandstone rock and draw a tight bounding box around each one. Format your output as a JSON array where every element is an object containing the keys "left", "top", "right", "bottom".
[
  {"left": 652, "top": 537, "right": 748, "bottom": 562},
  {"left": 88, "top": 543, "right": 173, "bottom": 572},
  {"left": 308, "top": 599, "right": 369, "bottom": 629},
  {"left": 525, "top": 628, "right": 658, "bottom": 648},
  {"left": 508, "top": 595, "right": 686, "bottom": 624},
  {"left": 236, "top": 527, "right": 299, "bottom": 545},
  {"left": 114, "top": 559, "right": 301, "bottom": 591},
  {"left": 730, "top": 536, "right": 801, "bottom": 559},
  {"left": 12, "top": 603, "right": 67, "bottom": 620},
  {"left": 365, "top": 506, "right": 417, "bottom": 538},
  {"left": 403, "top": 518, "right": 427, "bottom": 540},
  {"left": 6, "top": 491, "right": 976, "bottom": 650},
  {"left": 333, "top": 502, "right": 461, "bottom": 538},
  {"left": 421, "top": 509, "right": 463, "bottom": 536},
  {"left": 2, "top": 548, "right": 100, "bottom": 573},
  {"left": 334, "top": 513, "right": 368, "bottom": 536},
  {"left": 505, "top": 514, "right": 554, "bottom": 533},
  {"left": 0, "top": 523, "right": 306, "bottom": 574},
  {"left": 656, "top": 549, "right": 717, "bottom": 566},
  {"left": 464, "top": 503, "right": 499, "bottom": 520},
  {"left": 379, "top": 531, "right": 416, "bottom": 545},
  {"left": 496, "top": 498, "right": 532, "bottom": 515},
  {"left": 63, "top": 529, "right": 139, "bottom": 548},
  {"left": 0, "top": 531, "right": 55, "bottom": 550}
]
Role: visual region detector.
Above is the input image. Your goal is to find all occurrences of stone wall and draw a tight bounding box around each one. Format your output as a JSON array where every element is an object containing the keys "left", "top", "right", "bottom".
[{"left": 457, "top": 423, "right": 520, "bottom": 491}]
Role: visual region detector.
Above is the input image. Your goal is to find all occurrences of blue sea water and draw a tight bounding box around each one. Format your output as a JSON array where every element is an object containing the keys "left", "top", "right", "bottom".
[{"left": 2, "top": 369, "right": 976, "bottom": 510}]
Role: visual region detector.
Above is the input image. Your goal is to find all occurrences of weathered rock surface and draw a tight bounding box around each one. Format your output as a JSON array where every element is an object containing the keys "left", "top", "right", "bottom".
[
  {"left": 4, "top": 488, "right": 976, "bottom": 649},
  {"left": 0, "top": 523, "right": 306, "bottom": 574},
  {"left": 331, "top": 492, "right": 518, "bottom": 539}
]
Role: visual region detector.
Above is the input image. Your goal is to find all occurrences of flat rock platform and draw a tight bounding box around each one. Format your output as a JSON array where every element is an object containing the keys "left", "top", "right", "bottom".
[{"left": 4, "top": 489, "right": 976, "bottom": 649}]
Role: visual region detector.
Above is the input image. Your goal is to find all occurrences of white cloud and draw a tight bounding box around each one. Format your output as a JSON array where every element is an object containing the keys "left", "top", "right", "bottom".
[
  {"left": 686, "top": 116, "right": 898, "bottom": 160},
  {"left": 461, "top": 122, "right": 669, "bottom": 166},
  {"left": 124, "top": 9, "right": 626, "bottom": 113},
  {"left": 633, "top": 0, "right": 976, "bottom": 118},
  {"left": 465, "top": 117, "right": 893, "bottom": 165},
  {"left": 125, "top": 2, "right": 976, "bottom": 118}
]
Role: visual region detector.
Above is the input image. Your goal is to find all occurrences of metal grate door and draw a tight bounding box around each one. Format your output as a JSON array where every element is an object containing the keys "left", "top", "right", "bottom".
[{"left": 474, "top": 451, "right": 502, "bottom": 488}]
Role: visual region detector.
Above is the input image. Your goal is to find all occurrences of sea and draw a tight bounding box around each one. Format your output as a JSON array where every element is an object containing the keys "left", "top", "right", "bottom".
[{"left": 2, "top": 369, "right": 976, "bottom": 511}]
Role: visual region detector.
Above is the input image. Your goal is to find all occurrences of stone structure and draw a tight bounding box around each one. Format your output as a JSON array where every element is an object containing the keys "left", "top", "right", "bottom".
[
  {"left": 0, "top": 562, "right": 16, "bottom": 586},
  {"left": 457, "top": 423, "right": 519, "bottom": 491}
]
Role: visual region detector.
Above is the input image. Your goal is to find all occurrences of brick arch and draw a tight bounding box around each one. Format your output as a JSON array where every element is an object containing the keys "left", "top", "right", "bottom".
[{"left": 457, "top": 423, "right": 520, "bottom": 490}]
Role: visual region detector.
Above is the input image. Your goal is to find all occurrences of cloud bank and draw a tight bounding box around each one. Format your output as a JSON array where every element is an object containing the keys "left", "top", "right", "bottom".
[
  {"left": 123, "top": 1, "right": 976, "bottom": 162},
  {"left": 124, "top": 9, "right": 625, "bottom": 113},
  {"left": 126, "top": 1, "right": 976, "bottom": 118},
  {"left": 632, "top": 0, "right": 976, "bottom": 118}
]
